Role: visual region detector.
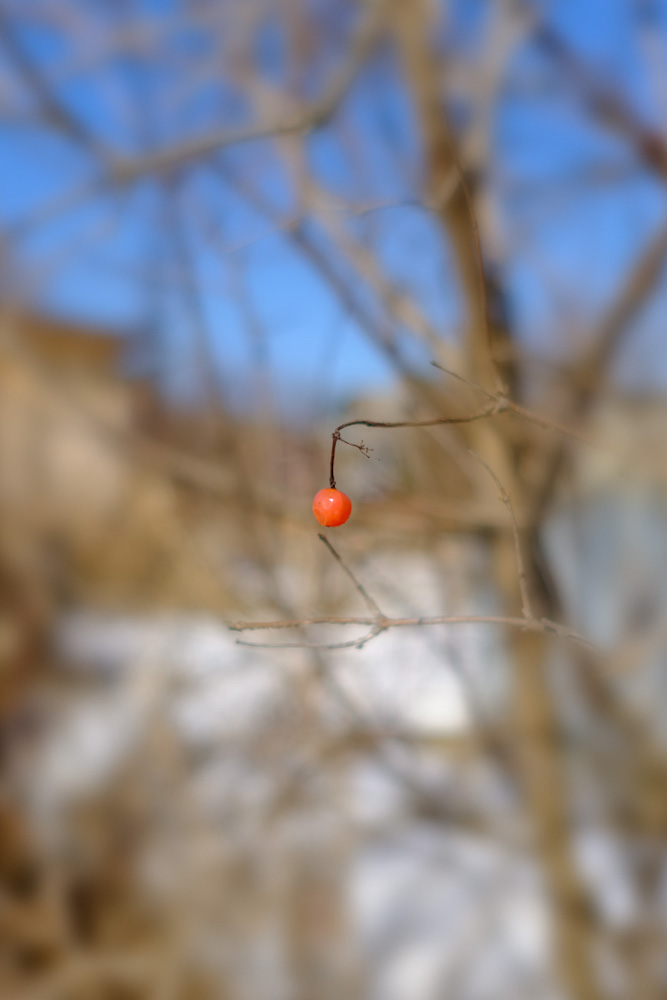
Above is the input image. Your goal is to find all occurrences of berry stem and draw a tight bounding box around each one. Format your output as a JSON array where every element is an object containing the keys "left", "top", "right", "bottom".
[
  {"left": 329, "top": 430, "right": 340, "bottom": 488},
  {"left": 327, "top": 405, "right": 498, "bottom": 489}
]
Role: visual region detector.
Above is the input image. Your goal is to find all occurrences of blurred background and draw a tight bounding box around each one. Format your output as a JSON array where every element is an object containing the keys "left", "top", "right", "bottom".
[{"left": 2, "top": 1, "right": 667, "bottom": 998}]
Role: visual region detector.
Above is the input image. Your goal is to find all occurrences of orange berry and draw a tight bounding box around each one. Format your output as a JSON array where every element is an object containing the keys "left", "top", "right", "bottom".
[{"left": 312, "top": 488, "right": 352, "bottom": 527}]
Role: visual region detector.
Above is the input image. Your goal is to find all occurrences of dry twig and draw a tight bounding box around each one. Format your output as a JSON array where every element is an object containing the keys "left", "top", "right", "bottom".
[{"left": 467, "top": 449, "right": 532, "bottom": 620}]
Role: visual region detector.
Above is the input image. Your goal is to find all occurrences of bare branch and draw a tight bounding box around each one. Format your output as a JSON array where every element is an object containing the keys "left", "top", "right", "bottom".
[
  {"left": 430, "top": 361, "right": 598, "bottom": 447},
  {"left": 318, "top": 533, "right": 382, "bottom": 616},
  {"left": 328, "top": 404, "right": 500, "bottom": 488},
  {"left": 536, "top": 22, "right": 667, "bottom": 180},
  {"left": 108, "top": 0, "right": 389, "bottom": 184},
  {"left": 467, "top": 448, "right": 532, "bottom": 619},
  {"left": 229, "top": 613, "right": 597, "bottom": 652}
]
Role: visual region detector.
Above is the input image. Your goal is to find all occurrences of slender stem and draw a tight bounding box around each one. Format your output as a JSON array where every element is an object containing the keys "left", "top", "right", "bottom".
[
  {"left": 229, "top": 613, "right": 597, "bottom": 652},
  {"left": 318, "top": 533, "right": 381, "bottom": 614},
  {"left": 329, "top": 430, "right": 340, "bottom": 488},
  {"left": 468, "top": 448, "right": 532, "bottom": 619},
  {"left": 328, "top": 405, "right": 497, "bottom": 489}
]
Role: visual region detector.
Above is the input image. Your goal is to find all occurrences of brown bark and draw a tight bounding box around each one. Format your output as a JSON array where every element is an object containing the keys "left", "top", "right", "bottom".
[{"left": 392, "top": 4, "right": 603, "bottom": 997}]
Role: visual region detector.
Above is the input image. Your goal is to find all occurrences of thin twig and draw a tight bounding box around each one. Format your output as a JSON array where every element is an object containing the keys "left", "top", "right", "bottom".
[
  {"left": 329, "top": 355, "right": 605, "bottom": 492},
  {"left": 108, "top": 0, "right": 388, "bottom": 184},
  {"left": 318, "top": 533, "right": 382, "bottom": 615},
  {"left": 328, "top": 404, "right": 499, "bottom": 488},
  {"left": 236, "top": 629, "right": 383, "bottom": 651},
  {"left": 467, "top": 449, "right": 532, "bottom": 619},
  {"left": 229, "top": 613, "right": 597, "bottom": 651},
  {"left": 430, "top": 361, "right": 598, "bottom": 447}
]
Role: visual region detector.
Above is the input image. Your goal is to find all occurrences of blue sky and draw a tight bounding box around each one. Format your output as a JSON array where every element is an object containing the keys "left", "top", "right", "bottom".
[{"left": 2, "top": 0, "right": 667, "bottom": 416}]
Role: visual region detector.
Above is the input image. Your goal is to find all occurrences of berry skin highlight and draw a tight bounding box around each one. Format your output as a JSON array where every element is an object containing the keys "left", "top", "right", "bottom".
[{"left": 312, "top": 488, "right": 352, "bottom": 527}]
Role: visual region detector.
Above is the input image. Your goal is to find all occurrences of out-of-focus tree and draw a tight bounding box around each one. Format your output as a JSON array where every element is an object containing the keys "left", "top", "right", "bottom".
[{"left": 2, "top": 2, "right": 667, "bottom": 999}]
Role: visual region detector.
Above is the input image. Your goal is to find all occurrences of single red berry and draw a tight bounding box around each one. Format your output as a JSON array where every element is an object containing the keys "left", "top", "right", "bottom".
[{"left": 312, "top": 488, "right": 352, "bottom": 527}]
